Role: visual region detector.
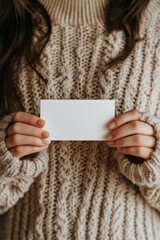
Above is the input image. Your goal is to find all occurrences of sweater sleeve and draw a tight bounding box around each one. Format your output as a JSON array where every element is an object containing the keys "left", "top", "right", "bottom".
[
  {"left": 0, "top": 113, "right": 49, "bottom": 214},
  {"left": 115, "top": 111, "right": 160, "bottom": 212}
]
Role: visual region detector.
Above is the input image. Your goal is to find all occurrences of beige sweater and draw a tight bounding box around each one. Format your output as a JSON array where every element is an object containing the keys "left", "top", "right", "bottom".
[{"left": 0, "top": 0, "right": 160, "bottom": 239}]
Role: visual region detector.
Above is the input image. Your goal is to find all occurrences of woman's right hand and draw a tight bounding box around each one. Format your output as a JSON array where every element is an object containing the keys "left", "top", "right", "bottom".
[{"left": 5, "top": 112, "right": 51, "bottom": 158}]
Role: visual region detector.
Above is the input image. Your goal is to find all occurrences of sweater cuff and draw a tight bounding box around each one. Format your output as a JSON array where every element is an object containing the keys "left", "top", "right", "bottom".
[
  {"left": 114, "top": 111, "right": 160, "bottom": 188},
  {"left": 0, "top": 113, "right": 49, "bottom": 179}
]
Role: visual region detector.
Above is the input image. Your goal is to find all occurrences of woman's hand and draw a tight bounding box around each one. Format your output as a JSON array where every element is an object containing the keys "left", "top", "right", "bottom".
[
  {"left": 5, "top": 112, "right": 50, "bottom": 158},
  {"left": 106, "top": 109, "right": 157, "bottom": 159}
]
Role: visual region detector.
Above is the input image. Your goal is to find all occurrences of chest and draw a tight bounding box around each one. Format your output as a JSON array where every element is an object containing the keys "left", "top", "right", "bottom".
[{"left": 16, "top": 25, "right": 160, "bottom": 117}]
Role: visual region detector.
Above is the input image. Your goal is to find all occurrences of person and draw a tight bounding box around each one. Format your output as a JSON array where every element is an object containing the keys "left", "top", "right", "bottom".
[{"left": 0, "top": 0, "right": 160, "bottom": 239}]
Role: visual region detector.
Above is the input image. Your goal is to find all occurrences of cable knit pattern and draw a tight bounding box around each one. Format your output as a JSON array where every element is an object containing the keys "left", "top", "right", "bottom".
[
  {"left": 0, "top": 114, "right": 49, "bottom": 214},
  {"left": 115, "top": 111, "right": 160, "bottom": 188},
  {"left": 0, "top": 0, "right": 160, "bottom": 239}
]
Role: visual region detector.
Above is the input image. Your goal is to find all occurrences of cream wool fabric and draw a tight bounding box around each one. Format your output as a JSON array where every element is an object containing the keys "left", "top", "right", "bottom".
[{"left": 0, "top": 0, "right": 160, "bottom": 239}]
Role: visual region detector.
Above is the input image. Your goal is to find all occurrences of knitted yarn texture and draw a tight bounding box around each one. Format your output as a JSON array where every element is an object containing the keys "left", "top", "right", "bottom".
[{"left": 0, "top": 0, "right": 160, "bottom": 239}]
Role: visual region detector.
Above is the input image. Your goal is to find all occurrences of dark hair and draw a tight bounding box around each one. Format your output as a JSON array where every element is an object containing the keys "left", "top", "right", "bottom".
[
  {"left": 0, "top": 0, "right": 150, "bottom": 115},
  {"left": 104, "top": 0, "right": 150, "bottom": 68},
  {"left": 0, "top": 0, "right": 51, "bottom": 115}
]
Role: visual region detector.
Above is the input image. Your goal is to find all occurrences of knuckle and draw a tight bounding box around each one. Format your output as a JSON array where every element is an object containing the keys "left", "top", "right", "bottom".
[
  {"left": 134, "top": 135, "right": 141, "bottom": 144},
  {"left": 30, "top": 116, "right": 37, "bottom": 126},
  {"left": 13, "top": 112, "right": 22, "bottom": 121},
  {"left": 11, "top": 123, "right": 20, "bottom": 133},
  {"left": 111, "top": 128, "right": 120, "bottom": 139},
  {"left": 11, "top": 134, "right": 20, "bottom": 144},
  {"left": 136, "top": 147, "right": 143, "bottom": 156},
  {"left": 131, "top": 121, "right": 140, "bottom": 131},
  {"left": 132, "top": 109, "right": 139, "bottom": 118},
  {"left": 14, "top": 146, "right": 23, "bottom": 156}
]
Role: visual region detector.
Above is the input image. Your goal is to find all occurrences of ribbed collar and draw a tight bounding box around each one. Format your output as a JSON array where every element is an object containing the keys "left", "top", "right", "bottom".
[
  {"left": 40, "top": 0, "right": 160, "bottom": 26},
  {"left": 40, "top": 0, "right": 106, "bottom": 25}
]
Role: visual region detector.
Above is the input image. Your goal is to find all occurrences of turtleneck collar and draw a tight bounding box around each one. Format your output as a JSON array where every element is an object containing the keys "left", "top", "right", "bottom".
[
  {"left": 40, "top": 0, "right": 160, "bottom": 26},
  {"left": 40, "top": 0, "right": 107, "bottom": 26}
]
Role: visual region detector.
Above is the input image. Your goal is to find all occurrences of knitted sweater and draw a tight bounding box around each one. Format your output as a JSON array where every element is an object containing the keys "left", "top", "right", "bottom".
[{"left": 0, "top": 0, "right": 160, "bottom": 239}]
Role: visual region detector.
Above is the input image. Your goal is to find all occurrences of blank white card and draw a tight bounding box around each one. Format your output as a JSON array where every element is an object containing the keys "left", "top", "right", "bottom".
[{"left": 40, "top": 100, "right": 115, "bottom": 141}]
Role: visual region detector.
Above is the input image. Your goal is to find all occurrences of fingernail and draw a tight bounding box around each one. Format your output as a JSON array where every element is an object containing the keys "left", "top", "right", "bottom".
[
  {"left": 36, "top": 119, "right": 45, "bottom": 127},
  {"left": 108, "top": 121, "right": 116, "bottom": 129},
  {"left": 106, "top": 134, "right": 113, "bottom": 141},
  {"left": 41, "top": 130, "right": 49, "bottom": 138},
  {"left": 42, "top": 139, "right": 51, "bottom": 145}
]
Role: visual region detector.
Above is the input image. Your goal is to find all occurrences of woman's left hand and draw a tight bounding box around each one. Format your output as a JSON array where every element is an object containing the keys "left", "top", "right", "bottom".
[{"left": 106, "top": 109, "right": 157, "bottom": 159}]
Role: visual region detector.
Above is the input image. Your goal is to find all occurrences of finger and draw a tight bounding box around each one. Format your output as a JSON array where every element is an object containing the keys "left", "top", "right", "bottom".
[
  {"left": 6, "top": 122, "right": 49, "bottom": 139},
  {"left": 107, "top": 134, "right": 156, "bottom": 148},
  {"left": 106, "top": 121, "right": 155, "bottom": 141},
  {"left": 10, "top": 145, "right": 49, "bottom": 158},
  {"left": 117, "top": 146, "right": 154, "bottom": 159},
  {"left": 5, "top": 134, "right": 51, "bottom": 149},
  {"left": 12, "top": 112, "right": 45, "bottom": 128},
  {"left": 107, "top": 109, "right": 139, "bottom": 130}
]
